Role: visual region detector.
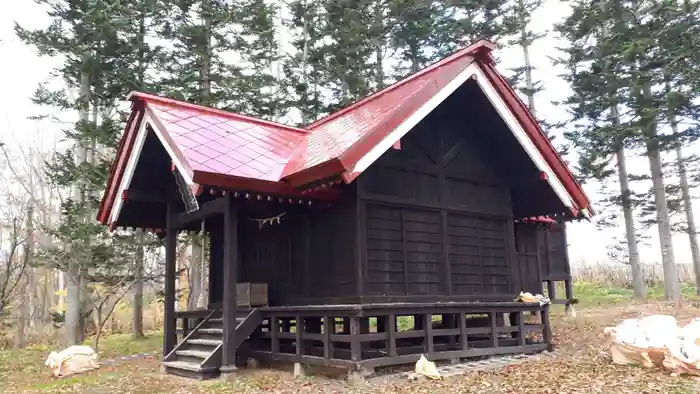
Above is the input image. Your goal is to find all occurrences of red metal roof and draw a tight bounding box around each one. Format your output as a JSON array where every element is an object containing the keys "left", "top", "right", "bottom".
[
  {"left": 97, "top": 39, "right": 594, "bottom": 226},
  {"left": 141, "top": 94, "right": 307, "bottom": 182}
]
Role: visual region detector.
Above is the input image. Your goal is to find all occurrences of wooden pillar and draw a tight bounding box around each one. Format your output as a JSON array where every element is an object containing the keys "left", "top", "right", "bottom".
[
  {"left": 542, "top": 305, "right": 553, "bottom": 351},
  {"left": 459, "top": 313, "right": 468, "bottom": 350},
  {"left": 386, "top": 313, "right": 397, "bottom": 357},
  {"left": 209, "top": 224, "right": 223, "bottom": 307},
  {"left": 221, "top": 195, "right": 238, "bottom": 379},
  {"left": 423, "top": 314, "right": 434, "bottom": 353},
  {"left": 163, "top": 203, "right": 177, "bottom": 358}
]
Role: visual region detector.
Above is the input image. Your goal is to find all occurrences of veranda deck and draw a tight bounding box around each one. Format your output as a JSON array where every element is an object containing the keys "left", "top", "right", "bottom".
[{"left": 174, "top": 301, "right": 552, "bottom": 376}]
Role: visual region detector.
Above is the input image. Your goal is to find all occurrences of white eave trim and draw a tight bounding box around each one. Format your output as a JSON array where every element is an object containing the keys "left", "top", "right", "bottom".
[
  {"left": 109, "top": 113, "right": 194, "bottom": 226},
  {"left": 351, "top": 64, "right": 477, "bottom": 175},
  {"left": 468, "top": 65, "right": 575, "bottom": 210},
  {"left": 347, "top": 63, "right": 576, "bottom": 211}
]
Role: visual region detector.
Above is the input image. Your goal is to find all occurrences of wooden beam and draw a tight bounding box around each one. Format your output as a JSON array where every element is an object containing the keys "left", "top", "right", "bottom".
[
  {"left": 163, "top": 202, "right": 177, "bottom": 357},
  {"left": 122, "top": 189, "right": 179, "bottom": 204},
  {"left": 172, "top": 195, "right": 228, "bottom": 228},
  {"left": 221, "top": 194, "right": 238, "bottom": 374}
]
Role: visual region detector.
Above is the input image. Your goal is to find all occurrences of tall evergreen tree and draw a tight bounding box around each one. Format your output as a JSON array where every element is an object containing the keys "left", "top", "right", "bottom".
[
  {"left": 620, "top": 0, "right": 682, "bottom": 300},
  {"left": 557, "top": 0, "right": 646, "bottom": 298},
  {"left": 647, "top": 0, "right": 700, "bottom": 294},
  {"left": 16, "top": 0, "right": 147, "bottom": 344},
  {"left": 504, "top": 0, "right": 545, "bottom": 119},
  {"left": 283, "top": 0, "right": 334, "bottom": 124}
]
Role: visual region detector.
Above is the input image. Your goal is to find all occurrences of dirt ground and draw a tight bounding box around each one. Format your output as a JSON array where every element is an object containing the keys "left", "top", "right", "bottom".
[{"left": 3, "top": 300, "right": 700, "bottom": 393}]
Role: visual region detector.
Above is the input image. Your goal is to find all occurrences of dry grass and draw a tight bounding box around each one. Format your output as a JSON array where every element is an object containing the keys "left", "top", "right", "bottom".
[
  {"left": 572, "top": 262, "right": 697, "bottom": 288},
  {"left": 3, "top": 284, "right": 700, "bottom": 393}
]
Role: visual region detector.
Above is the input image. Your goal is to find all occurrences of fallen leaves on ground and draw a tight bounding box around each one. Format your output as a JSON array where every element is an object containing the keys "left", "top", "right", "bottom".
[{"left": 3, "top": 301, "right": 700, "bottom": 393}]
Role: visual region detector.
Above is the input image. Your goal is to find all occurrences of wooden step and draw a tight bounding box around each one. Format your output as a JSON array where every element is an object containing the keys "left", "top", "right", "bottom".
[
  {"left": 162, "top": 360, "right": 203, "bottom": 372},
  {"left": 199, "top": 328, "right": 223, "bottom": 335},
  {"left": 175, "top": 349, "right": 211, "bottom": 359},
  {"left": 209, "top": 317, "right": 246, "bottom": 325},
  {"left": 187, "top": 338, "right": 222, "bottom": 346},
  {"left": 162, "top": 360, "right": 218, "bottom": 380}
]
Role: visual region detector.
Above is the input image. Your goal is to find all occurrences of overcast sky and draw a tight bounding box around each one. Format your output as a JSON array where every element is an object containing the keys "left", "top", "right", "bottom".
[{"left": 1, "top": 0, "right": 698, "bottom": 266}]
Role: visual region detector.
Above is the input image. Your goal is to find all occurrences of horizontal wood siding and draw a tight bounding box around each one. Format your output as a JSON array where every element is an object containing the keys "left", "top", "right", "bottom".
[
  {"left": 404, "top": 208, "right": 443, "bottom": 295},
  {"left": 365, "top": 204, "right": 404, "bottom": 295},
  {"left": 447, "top": 213, "right": 510, "bottom": 295},
  {"left": 365, "top": 203, "right": 443, "bottom": 296},
  {"left": 514, "top": 223, "right": 542, "bottom": 294},
  {"left": 540, "top": 223, "right": 571, "bottom": 281}
]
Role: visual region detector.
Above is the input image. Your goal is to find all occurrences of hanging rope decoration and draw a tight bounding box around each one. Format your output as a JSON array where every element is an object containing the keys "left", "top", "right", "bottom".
[{"left": 248, "top": 212, "right": 286, "bottom": 229}]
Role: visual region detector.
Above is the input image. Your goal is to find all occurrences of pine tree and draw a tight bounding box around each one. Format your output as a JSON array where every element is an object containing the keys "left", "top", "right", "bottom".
[
  {"left": 557, "top": 0, "right": 646, "bottom": 298},
  {"left": 158, "top": 0, "right": 234, "bottom": 107},
  {"left": 504, "top": 0, "right": 545, "bottom": 119},
  {"left": 16, "top": 0, "right": 163, "bottom": 344},
  {"left": 283, "top": 0, "right": 333, "bottom": 124},
  {"left": 647, "top": 0, "right": 700, "bottom": 295},
  {"left": 226, "top": 0, "right": 282, "bottom": 119},
  {"left": 617, "top": 0, "right": 681, "bottom": 300},
  {"left": 320, "top": 1, "right": 376, "bottom": 112}
]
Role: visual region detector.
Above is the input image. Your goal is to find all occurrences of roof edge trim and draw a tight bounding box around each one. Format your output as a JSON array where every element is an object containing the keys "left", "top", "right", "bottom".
[
  {"left": 306, "top": 40, "right": 496, "bottom": 130},
  {"left": 479, "top": 64, "right": 594, "bottom": 215},
  {"left": 97, "top": 105, "right": 144, "bottom": 224},
  {"left": 127, "top": 91, "right": 308, "bottom": 135},
  {"left": 346, "top": 62, "right": 478, "bottom": 176},
  {"left": 145, "top": 105, "right": 195, "bottom": 183},
  {"left": 468, "top": 64, "right": 577, "bottom": 212},
  {"left": 108, "top": 114, "right": 151, "bottom": 227}
]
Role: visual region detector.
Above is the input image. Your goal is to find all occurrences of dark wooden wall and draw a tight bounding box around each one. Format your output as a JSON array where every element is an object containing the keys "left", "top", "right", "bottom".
[
  {"left": 538, "top": 223, "right": 571, "bottom": 282},
  {"left": 355, "top": 94, "right": 518, "bottom": 302},
  {"left": 512, "top": 222, "right": 571, "bottom": 295},
  {"left": 207, "top": 195, "right": 359, "bottom": 307}
]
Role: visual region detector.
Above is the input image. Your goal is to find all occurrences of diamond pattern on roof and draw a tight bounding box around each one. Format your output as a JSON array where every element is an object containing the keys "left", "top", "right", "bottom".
[{"left": 146, "top": 102, "right": 306, "bottom": 182}]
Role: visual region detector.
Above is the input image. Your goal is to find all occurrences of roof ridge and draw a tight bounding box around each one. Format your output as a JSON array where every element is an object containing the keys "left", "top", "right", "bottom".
[
  {"left": 127, "top": 91, "right": 308, "bottom": 135},
  {"left": 305, "top": 39, "right": 496, "bottom": 130}
]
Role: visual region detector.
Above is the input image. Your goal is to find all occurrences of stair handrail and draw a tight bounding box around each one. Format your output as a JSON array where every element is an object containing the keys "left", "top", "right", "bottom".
[
  {"left": 201, "top": 308, "right": 263, "bottom": 369},
  {"left": 164, "top": 310, "right": 217, "bottom": 362}
]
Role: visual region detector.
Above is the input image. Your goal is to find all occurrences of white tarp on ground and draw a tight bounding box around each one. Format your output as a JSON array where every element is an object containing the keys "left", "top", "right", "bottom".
[
  {"left": 605, "top": 315, "right": 700, "bottom": 376},
  {"left": 45, "top": 345, "right": 100, "bottom": 378}
]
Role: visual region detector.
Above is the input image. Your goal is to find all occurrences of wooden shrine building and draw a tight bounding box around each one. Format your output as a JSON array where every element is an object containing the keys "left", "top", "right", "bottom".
[{"left": 97, "top": 40, "right": 593, "bottom": 380}]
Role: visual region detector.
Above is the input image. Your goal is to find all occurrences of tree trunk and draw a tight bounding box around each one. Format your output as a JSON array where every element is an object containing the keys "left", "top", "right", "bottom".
[
  {"left": 188, "top": 241, "right": 201, "bottom": 311},
  {"left": 15, "top": 203, "right": 35, "bottom": 348},
  {"left": 196, "top": 222, "right": 208, "bottom": 309},
  {"left": 409, "top": 44, "right": 420, "bottom": 73},
  {"left": 200, "top": 0, "right": 212, "bottom": 106},
  {"left": 132, "top": 228, "right": 145, "bottom": 338},
  {"left": 518, "top": 2, "right": 536, "bottom": 118},
  {"left": 615, "top": 143, "right": 645, "bottom": 298},
  {"left": 300, "top": 5, "right": 310, "bottom": 125},
  {"left": 671, "top": 118, "right": 700, "bottom": 294},
  {"left": 643, "top": 92, "right": 679, "bottom": 300},
  {"left": 64, "top": 68, "right": 90, "bottom": 346},
  {"left": 14, "top": 273, "right": 29, "bottom": 349},
  {"left": 373, "top": 1, "right": 385, "bottom": 89}
]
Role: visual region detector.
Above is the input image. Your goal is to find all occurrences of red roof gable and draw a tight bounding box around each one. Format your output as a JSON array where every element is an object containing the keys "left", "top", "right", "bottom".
[
  {"left": 97, "top": 39, "right": 593, "bottom": 227},
  {"left": 282, "top": 53, "right": 477, "bottom": 185}
]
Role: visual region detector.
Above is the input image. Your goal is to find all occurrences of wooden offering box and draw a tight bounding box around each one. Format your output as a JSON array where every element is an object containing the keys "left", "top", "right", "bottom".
[{"left": 236, "top": 283, "right": 268, "bottom": 308}]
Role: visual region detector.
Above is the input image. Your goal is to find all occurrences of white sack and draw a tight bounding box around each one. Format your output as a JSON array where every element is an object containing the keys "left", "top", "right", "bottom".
[{"left": 45, "top": 345, "right": 100, "bottom": 378}]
